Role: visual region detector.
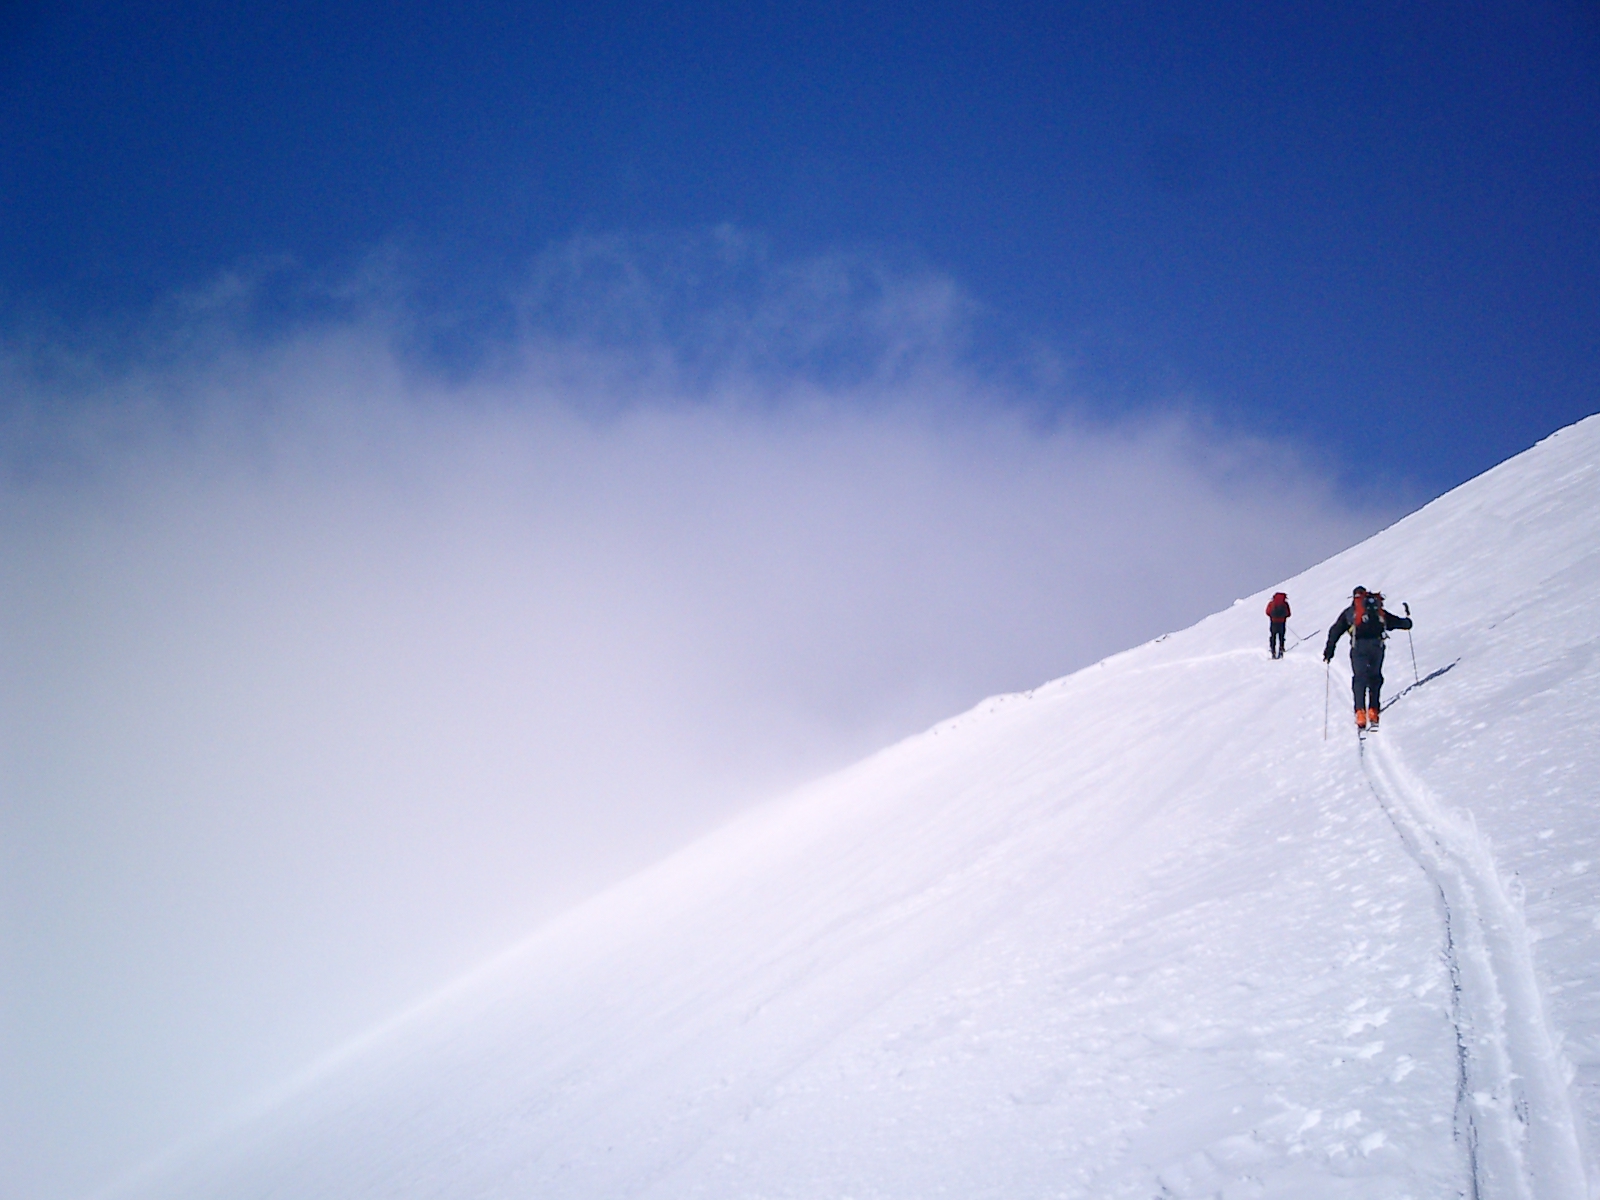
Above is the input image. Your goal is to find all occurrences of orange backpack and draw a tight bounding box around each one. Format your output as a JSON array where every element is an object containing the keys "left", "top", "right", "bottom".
[{"left": 1352, "top": 591, "right": 1385, "bottom": 635}]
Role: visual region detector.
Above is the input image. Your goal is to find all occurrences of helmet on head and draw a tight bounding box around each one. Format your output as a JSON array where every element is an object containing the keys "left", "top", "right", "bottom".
[{"left": 1352, "top": 586, "right": 1367, "bottom": 596}]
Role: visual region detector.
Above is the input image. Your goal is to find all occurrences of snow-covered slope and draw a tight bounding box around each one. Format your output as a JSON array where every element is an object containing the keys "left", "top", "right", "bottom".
[{"left": 108, "top": 417, "right": 1600, "bottom": 1200}]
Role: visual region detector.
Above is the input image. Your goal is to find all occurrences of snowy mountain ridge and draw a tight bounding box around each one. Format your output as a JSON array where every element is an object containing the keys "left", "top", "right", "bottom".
[{"left": 107, "top": 416, "right": 1600, "bottom": 1200}]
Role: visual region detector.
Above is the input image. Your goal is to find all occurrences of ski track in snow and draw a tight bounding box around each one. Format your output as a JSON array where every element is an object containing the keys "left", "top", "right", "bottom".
[{"left": 1361, "top": 734, "right": 1588, "bottom": 1200}]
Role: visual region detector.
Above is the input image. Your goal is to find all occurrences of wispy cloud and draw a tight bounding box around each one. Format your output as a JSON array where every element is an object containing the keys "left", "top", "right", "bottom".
[{"left": 0, "top": 235, "right": 1390, "bottom": 1200}]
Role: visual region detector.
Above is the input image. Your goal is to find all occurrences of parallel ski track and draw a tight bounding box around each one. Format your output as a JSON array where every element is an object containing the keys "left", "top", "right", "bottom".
[{"left": 1360, "top": 736, "right": 1588, "bottom": 1200}]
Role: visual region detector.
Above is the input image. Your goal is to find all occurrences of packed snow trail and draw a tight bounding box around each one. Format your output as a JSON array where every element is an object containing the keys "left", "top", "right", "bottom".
[
  {"left": 1361, "top": 735, "right": 1588, "bottom": 1199},
  {"left": 95, "top": 417, "right": 1600, "bottom": 1200}
]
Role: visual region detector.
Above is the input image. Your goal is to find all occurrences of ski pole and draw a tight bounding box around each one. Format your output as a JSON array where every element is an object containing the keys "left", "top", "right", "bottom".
[
  {"left": 1403, "top": 602, "right": 1419, "bottom": 685},
  {"left": 1323, "top": 658, "right": 1330, "bottom": 741}
]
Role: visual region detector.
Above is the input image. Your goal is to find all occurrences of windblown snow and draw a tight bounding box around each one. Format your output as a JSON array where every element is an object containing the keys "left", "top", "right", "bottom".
[{"left": 107, "top": 417, "right": 1600, "bottom": 1200}]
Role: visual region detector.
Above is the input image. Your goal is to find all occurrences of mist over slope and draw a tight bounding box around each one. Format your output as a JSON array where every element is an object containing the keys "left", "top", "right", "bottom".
[{"left": 109, "top": 416, "right": 1600, "bottom": 1199}]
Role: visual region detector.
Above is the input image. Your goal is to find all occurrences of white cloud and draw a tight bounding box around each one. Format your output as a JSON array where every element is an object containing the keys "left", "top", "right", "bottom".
[{"left": 0, "top": 244, "right": 1389, "bottom": 1200}]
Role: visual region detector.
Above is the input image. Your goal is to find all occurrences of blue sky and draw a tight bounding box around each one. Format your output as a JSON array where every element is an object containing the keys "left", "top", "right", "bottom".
[{"left": 3, "top": 0, "right": 1596, "bottom": 491}]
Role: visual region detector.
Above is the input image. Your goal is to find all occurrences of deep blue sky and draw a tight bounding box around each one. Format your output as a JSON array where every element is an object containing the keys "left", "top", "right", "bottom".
[{"left": 2, "top": 0, "right": 1597, "bottom": 492}]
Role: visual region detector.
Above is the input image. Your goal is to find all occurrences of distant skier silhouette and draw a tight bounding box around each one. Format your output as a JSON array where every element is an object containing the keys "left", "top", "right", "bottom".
[
  {"left": 1323, "top": 586, "right": 1412, "bottom": 730},
  {"left": 1265, "top": 592, "right": 1290, "bottom": 658}
]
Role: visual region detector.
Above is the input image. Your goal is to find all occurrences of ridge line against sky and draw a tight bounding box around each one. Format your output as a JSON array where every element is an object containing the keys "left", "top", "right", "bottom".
[
  {"left": 0, "top": 237, "right": 1404, "bottom": 1200},
  {"left": 82, "top": 412, "right": 1600, "bottom": 1200}
]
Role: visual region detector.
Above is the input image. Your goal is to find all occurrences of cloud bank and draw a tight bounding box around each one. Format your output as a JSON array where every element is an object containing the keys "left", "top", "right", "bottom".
[{"left": 0, "top": 238, "right": 1390, "bottom": 1200}]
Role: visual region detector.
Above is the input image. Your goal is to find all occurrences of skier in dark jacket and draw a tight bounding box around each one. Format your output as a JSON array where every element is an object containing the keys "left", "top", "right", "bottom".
[
  {"left": 1265, "top": 592, "right": 1291, "bottom": 659},
  {"left": 1323, "top": 587, "right": 1412, "bottom": 730}
]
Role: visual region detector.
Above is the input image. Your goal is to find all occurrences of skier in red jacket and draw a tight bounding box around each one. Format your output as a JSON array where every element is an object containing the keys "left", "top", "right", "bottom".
[{"left": 1264, "top": 592, "right": 1291, "bottom": 659}]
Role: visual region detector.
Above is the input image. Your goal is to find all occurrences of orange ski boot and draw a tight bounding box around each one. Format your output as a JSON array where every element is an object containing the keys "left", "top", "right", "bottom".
[
  {"left": 1354, "top": 708, "right": 1368, "bottom": 730},
  {"left": 1367, "top": 706, "right": 1380, "bottom": 729}
]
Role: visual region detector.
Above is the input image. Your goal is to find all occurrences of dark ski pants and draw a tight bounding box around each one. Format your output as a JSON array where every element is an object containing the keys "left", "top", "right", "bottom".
[
  {"left": 1268, "top": 622, "right": 1286, "bottom": 658},
  {"left": 1351, "top": 638, "right": 1385, "bottom": 711}
]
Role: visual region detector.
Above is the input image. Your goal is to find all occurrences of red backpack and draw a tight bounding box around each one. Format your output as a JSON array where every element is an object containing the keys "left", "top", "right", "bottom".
[{"left": 1352, "top": 591, "right": 1385, "bottom": 635}]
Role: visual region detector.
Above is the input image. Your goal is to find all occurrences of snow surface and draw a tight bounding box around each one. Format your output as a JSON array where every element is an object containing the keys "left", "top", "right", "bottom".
[{"left": 104, "top": 416, "right": 1600, "bottom": 1200}]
